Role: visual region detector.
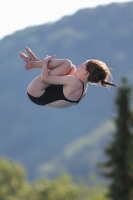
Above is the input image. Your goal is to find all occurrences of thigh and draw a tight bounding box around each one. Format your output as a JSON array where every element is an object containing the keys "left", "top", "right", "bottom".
[
  {"left": 27, "top": 75, "right": 50, "bottom": 97},
  {"left": 49, "top": 60, "right": 72, "bottom": 76}
]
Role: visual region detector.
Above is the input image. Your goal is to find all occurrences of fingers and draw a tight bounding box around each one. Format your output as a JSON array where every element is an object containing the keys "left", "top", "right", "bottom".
[
  {"left": 50, "top": 55, "right": 56, "bottom": 61},
  {"left": 51, "top": 55, "right": 56, "bottom": 59},
  {"left": 46, "top": 55, "right": 56, "bottom": 59},
  {"left": 43, "top": 55, "right": 56, "bottom": 62},
  {"left": 48, "top": 55, "right": 56, "bottom": 60}
]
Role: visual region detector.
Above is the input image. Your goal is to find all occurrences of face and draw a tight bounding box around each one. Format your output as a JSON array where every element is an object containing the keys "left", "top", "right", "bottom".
[{"left": 76, "top": 61, "right": 88, "bottom": 75}]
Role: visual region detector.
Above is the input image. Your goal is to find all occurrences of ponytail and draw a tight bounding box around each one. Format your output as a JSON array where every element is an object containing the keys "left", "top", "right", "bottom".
[{"left": 101, "top": 80, "right": 117, "bottom": 87}]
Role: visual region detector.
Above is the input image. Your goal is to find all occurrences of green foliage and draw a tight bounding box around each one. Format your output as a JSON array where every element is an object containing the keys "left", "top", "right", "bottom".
[
  {"left": 86, "top": 185, "right": 109, "bottom": 200},
  {"left": 0, "top": 158, "right": 110, "bottom": 200},
  {"left": 31, "top": 173, "right": 110, "bottom": 200},
  {"left": 32, "top": 174, "right": 83, "bottom": 200},
  {"left": 0, "top": 158, "right": 31, "bottom": 200},
  {"left": 98, "top": 78, "right": 133, "bottom": 200}
]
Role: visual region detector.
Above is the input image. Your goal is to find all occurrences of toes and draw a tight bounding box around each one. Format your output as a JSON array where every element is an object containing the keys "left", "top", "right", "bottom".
[
  {"left": 25, "top": 46, "right": 29, "bottom": 49},
  {"left": 25, "top": 46, "right": 31, "bottom": 51},
  {"left": 19, "top": 52, "right": 28, "bottom": 59},
  {"left": 19, "top": 52, "right": 24, "bottom": 58}
]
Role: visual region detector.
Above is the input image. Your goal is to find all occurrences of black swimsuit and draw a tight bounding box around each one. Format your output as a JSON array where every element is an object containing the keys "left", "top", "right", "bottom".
[{"left": 27, "top": 81, "right": 86, "bottom": 106}]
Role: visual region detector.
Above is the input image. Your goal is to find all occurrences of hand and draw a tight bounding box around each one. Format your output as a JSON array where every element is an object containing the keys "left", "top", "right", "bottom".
[{"left": 43, "top": 55, "right": 56, "bottom": 62}]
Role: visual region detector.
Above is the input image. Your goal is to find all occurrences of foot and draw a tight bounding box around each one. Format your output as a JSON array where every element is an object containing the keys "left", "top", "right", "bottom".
[
  {"left": 25, "top": 46, "right": 40, "bottom": 61},
  {"left": 19, "top": 52, "right": 32, "bottom": 70}
]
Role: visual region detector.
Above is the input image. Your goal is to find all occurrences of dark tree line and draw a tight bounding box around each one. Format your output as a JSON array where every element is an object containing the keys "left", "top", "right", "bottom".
[{"left": 99, "top": 78, "right": 133, "bottom": 200}]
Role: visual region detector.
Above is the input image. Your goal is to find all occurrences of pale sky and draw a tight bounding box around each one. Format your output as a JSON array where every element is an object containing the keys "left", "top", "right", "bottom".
[{"left": 0, "top": 0, "right": 132, "bottom": 39}]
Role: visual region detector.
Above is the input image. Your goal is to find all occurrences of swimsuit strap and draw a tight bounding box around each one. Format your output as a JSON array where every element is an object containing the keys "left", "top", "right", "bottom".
[
  {"left": 63, "top": 80, "right": 86, "bottom": 104},
  {"left": 76, "top": 81, "right": 85, "bottom": 104}
]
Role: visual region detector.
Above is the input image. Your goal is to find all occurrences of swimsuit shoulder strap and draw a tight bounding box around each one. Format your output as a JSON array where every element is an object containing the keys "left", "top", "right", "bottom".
[
  {"left": 62, "top": 81, "right": 86, "bottom": 104},
  {"left": 77, "top": 81, "right": 86, "bottom": 104}
]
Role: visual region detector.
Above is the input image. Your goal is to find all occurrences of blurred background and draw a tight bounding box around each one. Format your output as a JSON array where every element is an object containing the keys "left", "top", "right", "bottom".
[{"left": 0, "top": 0, "right": 133, "bottom": 199}]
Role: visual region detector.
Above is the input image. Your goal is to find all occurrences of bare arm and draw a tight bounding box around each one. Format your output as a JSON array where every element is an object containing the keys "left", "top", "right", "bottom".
[{"left": 41, "top": 56, "right": 76, "bottom": 85}]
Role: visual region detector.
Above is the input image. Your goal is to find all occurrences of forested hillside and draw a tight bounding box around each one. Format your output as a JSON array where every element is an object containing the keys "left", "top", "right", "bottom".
[{"left": 0, "top": 1, "right": 133, "bottom": 180}]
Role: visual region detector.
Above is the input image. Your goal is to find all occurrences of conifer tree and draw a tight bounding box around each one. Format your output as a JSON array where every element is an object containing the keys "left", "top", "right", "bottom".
[{"left": 99, "top": 78, "right": 133, "bottom": 200}]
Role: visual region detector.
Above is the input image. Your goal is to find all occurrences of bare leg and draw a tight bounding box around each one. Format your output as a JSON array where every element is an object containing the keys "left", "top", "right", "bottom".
[
  {"left": 24, "top": 47, "right": 69, "bottom": 71},
  {"left": 24, "top": 46, "right": 76, "bottom": 75},
  {"left": 19, "top": 52, "right": 76, "bottom": 75},
  {"left": 25, "top": 46, "right": 40, "bottom": 61},
  {"left": 19, "top": 53, "right": 32, "bottom": 70},
  {"left": 19, "top": 52, "right": 76, "bottom": 97}
]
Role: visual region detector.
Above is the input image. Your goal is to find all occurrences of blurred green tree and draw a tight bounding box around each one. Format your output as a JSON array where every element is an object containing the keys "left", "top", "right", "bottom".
[
  {"left": 32, "top": 173, "right": 109, "bottom": 200},
  {"left": 98, "top": 77, "right": 133, "bottom": 200},
  {"left": 32, "top": 173, "right": 84, "bottom": 200},
  {"left": 0, "top": 158, "right": 110, "bottom": 200},
  {"left": 0, "top": 158, "right": 31, "bottom": 200}
]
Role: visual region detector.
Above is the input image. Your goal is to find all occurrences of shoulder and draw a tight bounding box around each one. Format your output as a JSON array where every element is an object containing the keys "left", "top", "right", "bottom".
[
  {"left": 65, "top": 75, "right": 81, "bottom": 85},
  {"left": 64, "top": 76, "right": 83, "bottom": 92}
]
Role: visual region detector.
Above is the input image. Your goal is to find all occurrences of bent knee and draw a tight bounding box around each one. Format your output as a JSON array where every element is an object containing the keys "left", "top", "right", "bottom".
[
  {"left": 71, "top": 65, "right": 76, "bottom": 74},
  {"left": 72, "top": 65, "right": 76, "bottom": 71},
  {"left": 67, "top": 65, "right": 76, "bottom": 75},
  {"left": 64, "top": 59, "right": 72, "bottom": 69}
]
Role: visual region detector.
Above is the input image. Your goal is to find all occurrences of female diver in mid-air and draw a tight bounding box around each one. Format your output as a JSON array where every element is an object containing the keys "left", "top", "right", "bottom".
[{"left": 19, "top": 47, "right": 116, "bottom": 108}]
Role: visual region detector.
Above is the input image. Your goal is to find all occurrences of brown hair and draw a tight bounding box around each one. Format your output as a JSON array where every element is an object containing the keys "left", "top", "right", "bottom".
[{"left": 86, "top": 59, "right": 117, "bottom": 87}]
